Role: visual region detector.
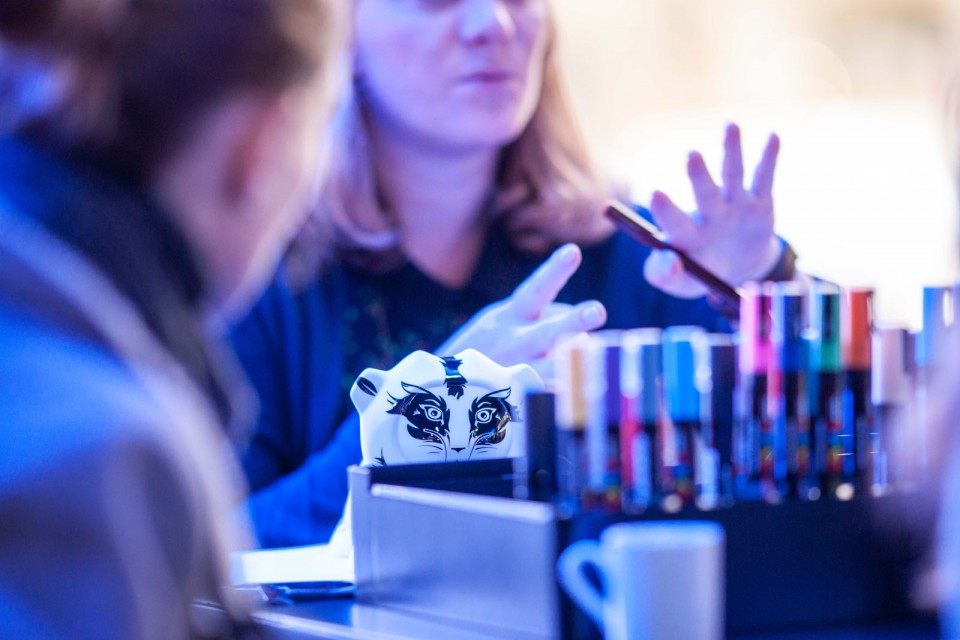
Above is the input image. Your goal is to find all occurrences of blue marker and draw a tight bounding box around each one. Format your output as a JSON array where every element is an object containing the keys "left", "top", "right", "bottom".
[
  {"left": 770, "top": 281, "right": 809, "bottom": 498},
  {"left": 914, "top": 285, "right": 959, "bottom": 472},
  {"left": 662, "top": 326, "right": 707, "bottom": 510}
]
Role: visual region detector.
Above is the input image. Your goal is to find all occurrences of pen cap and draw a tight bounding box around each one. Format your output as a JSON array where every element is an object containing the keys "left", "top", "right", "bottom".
[
  {"left": 841, "top": 287, "right": 874, "bottom": 370},
  {"left": 705, "top": 334, "right": 736, "bottom": 397},
  {"left": 662, "top": 326, "right": 705, "bottom": 423},
  {"left": 807, "top": 282, "right": 841, "bottom": 373},
  {"left": 621, "top": 328, "right": 663, "bottom": 424},
  {"left": 705, "top": 334, "right": 736, "bottom": 459},
  {"left": 871, "top": 326, "right": 909, "bottom": 406},
  {"left": 596, "top": 330, "right": 623, "bottom": 425},
  {"left": 739, "top": 281, "right": 773, "bottom": 375},
  {"left": 771, "top": 281, "right": 806, "bottom": 373},
  {"left": 916, "top": 285, "right": 958, "bottom": 368},
  {"left": 906, "top": 330, "right": 918, "bottom": 376}
]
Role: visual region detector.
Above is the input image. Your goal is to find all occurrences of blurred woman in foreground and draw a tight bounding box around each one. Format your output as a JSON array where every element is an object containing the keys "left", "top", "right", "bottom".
[{"left": 0, "top": 0, "right": 344, "bottom": 636}]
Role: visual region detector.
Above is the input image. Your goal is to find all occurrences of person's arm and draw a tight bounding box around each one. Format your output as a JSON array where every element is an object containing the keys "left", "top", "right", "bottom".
[
  {"left": 244, "top": 412, "right": 360, "bottom": 548},
  {"left": 229, "top": 287, "right": 296, "bottom": 494},
  {"left": 230, "top": 274, "right": 360, "bottom": 547},
  {"left": 0, "top": 428, "right": 220, "bottom": 639}
]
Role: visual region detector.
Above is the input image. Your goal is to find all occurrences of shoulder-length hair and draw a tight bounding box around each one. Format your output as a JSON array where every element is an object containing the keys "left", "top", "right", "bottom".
[{"left": 286, "top": 13, "right": 613, "bottom": 281}]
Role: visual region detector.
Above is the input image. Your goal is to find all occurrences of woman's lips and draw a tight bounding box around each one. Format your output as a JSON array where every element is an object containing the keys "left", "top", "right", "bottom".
[{"left": 460, "top": 70, "right": 515, "bottom": 83}]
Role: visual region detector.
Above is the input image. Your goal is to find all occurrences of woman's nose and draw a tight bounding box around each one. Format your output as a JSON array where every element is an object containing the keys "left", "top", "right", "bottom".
[{"left": 459, "top": 0, "right": 516, "bottom": 44}]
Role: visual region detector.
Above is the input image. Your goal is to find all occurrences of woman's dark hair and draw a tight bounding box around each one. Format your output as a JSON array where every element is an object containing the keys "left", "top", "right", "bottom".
[{"left": 0, "top": 0, "right": 342, "bottom": 184}]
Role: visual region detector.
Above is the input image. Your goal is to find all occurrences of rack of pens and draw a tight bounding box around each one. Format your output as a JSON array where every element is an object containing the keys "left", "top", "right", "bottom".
[{"left": 519, "top": 280, "right": 957, "bottom": 516}]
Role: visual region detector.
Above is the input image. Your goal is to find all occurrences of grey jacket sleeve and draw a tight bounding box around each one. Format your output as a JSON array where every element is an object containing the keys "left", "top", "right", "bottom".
[{"left": 0, "top": 427, "right": 219, "bottom": 640}]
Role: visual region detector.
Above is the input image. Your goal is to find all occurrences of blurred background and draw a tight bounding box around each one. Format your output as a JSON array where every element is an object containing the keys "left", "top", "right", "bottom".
[{"left": 553, "top": 0, "right": 960, "bottom": 328}]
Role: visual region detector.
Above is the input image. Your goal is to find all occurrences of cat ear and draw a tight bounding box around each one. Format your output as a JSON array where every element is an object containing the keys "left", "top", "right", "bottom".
[{"left": 351, "top": 368, "right": 386, "bottom": 414}]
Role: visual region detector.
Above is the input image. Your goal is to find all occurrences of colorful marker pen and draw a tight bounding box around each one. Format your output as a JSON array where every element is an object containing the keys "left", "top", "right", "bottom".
[
  {"left": 697, "top": 333, "right": 737, "bottom": 506},
  {"left": 770, "top": 281, "right": 809, "bottom": 498},
  {"left": 737, "top": 281, "right": 773, "bottom": 499},
  {"left": 690, "top": 332, "right": 737, "bottom": 509},
  {"left": 870, "top": 326, "right": 910, "bottom": 496},
  {"left": 914, "top": 285, "right": 959, "bottom": 473},
  {"left": 584, "top": 331, "right": 623, "bottom": 512},
  {"left": 841, "top": 287, "right": 874, "bottom": 495},
  {"left": 554, "top": 335, "right": 593, "bottom": 515},
  {"left": 662, "top": 326, "right": 707, "bottom": 510},
  {"left": 620, "top": 328, "right": 664, "bottom": 512},
  {"left": 806, "top": 282, "right": 842, "bottom": 500}
]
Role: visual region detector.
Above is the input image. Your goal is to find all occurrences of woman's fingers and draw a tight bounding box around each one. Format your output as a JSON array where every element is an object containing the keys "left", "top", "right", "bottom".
[
  {"left": 649, "top": 190, "right": 697, "bottom": 248},
  {"left": 750, "top": 133, "right": 780, "bottom": 200},
  {"left": 721, "top": 123, "right": 745, "bottom": 202},
  {"left": 687, "top": 151, "right": 722, "bottom": 217},
  {"left": 509, "top": 243, "right": 582, "bottom": 321},
  {"left": 522, "top": 300, "right": 607, "bottom": 357}
]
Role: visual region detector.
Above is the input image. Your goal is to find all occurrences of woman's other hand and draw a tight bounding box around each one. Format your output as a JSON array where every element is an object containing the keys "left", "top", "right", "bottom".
[
  {"left": 644, "top": 123, "right": 783, "bottom": 298},
  {"left": 437, "top": 243, "right": 607, "bottom": 376}
]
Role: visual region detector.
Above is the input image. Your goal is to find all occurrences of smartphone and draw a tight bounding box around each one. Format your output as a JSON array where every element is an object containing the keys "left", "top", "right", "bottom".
[{"left": 604, "top": 200, "right": 741, "bottom": 318}]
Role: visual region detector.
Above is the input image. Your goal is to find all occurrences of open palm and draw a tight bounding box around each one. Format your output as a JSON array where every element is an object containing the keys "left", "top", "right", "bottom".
[{"left": 644, "top": 123, "right": 783, "bottom": 298}]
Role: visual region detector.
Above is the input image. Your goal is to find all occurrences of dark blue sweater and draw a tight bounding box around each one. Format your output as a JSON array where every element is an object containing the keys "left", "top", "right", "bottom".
[{"left": 231, "top": 220, "right": 731, "bottom": 547}]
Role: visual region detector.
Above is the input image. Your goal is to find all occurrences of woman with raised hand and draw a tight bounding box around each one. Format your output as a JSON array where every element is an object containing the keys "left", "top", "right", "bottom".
[
  {"left": 232, "top": 0, "right": 792, "bottom": 548},
  {"left": 0, "top": 0, "right": 344, "bottom": 636}
]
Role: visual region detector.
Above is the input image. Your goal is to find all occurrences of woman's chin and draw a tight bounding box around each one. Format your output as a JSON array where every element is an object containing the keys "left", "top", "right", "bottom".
[{"left": 436, "top": 121, "right": 528, "bottom": 152}]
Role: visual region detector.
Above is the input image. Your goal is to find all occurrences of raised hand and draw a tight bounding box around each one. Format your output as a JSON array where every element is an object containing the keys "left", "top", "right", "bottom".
[
  {"left": 437, "top": 243, "right": 607, "bottom": 375},
  {"left": 644, "top": 123, "right": 783, "bottom": 298}
]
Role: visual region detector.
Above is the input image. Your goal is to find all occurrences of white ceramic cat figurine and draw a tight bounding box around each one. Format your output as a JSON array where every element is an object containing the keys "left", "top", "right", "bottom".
[
  {"left": 350, "top": 349, "right": 544, "bottom": 466},
  {"left": 327, "top": 350, "right": 543, "bottom": 563}
]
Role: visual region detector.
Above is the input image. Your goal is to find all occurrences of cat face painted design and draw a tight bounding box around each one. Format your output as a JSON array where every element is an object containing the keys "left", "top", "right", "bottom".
[
  {"left": 350, "top": 349, "right": 543, "bottom": 466},
  {"left": 387, "top": 383, "right": 517, "bottom": 462}
]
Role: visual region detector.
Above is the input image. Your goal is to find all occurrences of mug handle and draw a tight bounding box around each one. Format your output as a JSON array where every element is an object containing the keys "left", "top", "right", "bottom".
[{"left": 556, "top": 539, "right": 606, "bottom": 630}]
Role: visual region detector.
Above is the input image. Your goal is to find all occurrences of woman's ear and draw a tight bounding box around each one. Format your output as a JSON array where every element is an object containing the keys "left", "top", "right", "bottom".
[{"left": 221, "top": 95, "right": 290, "bottom": 211}]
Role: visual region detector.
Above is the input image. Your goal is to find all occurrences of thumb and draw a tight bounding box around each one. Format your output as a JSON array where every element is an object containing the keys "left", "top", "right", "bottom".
[{"left": 644, "top": 249, "right": 708, "bottom": 298}]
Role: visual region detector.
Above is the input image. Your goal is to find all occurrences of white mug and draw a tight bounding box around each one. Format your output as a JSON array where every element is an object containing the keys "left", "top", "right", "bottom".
[{"left": 557, "top": 521, "right": 725, "bottom": 640}]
